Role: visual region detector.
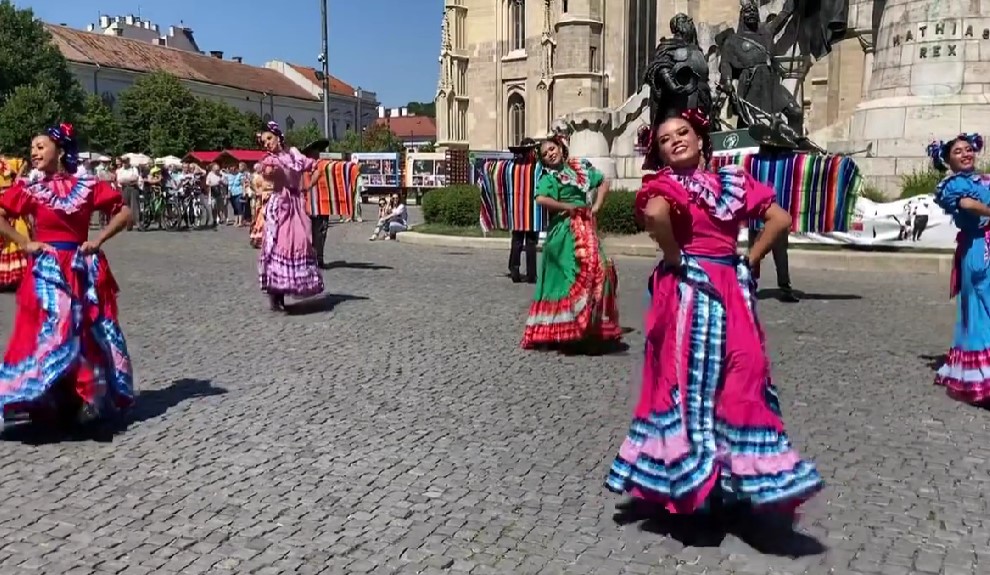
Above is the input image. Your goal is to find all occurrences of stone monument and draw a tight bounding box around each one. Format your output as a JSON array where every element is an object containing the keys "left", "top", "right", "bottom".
[{"left": 830, "top": 0, "right": 990, "bottom": 194}]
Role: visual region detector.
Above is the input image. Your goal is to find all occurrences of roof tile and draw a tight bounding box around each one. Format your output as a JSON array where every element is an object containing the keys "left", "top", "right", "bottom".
[
  {"left": 376, "top": 116, "right": 437, "bottom": 140},
  {"left": 46, "top": 24, "right": 318, "bottom": 101}
]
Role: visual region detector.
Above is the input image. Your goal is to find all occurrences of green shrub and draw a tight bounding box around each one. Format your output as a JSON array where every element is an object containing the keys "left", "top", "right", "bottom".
[
  {"left": 597, "top": 189, "right": 639, "bottom": 235},
  {"left": 899, "top": 169, "right": 941, "bottom": 199},
  {"left": 421, "top": 185, "right": 481, "bottom": 227},
  {"left": 858, "top": 183, "right": 888, "bottom": 203}
]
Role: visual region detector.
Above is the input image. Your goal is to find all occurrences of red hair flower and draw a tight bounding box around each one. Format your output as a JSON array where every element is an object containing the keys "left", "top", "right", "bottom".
[
  {"left": 59, "top": 123, "right": 75, "bottom": 139},
  {"left": 681, "top": 108, "right": 710, "bottom": 131}
]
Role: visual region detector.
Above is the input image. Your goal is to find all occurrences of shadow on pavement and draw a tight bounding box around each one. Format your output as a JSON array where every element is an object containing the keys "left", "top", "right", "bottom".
[
  {"left": 2, "top": 378, "right": 227, "bottom": 444},
  {"left": 919, "top": 353, "right": 947, "bottom": 371},
  {"left": 286, "top": 293, "right": 369, "bottom": 316},
  {"left": 756, "top": 289, "right": 863, "bottom": 301},
  {"left": 614, "top": 499, "right": 827, "bottom": 558},
  {"left": 321, "top": 260, "right": 393, "bottom": 270}
]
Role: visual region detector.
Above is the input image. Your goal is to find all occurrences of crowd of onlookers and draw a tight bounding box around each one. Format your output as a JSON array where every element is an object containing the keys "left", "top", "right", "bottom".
[{"left": 72, "top": 157, "right": 258, "bottom": 229}]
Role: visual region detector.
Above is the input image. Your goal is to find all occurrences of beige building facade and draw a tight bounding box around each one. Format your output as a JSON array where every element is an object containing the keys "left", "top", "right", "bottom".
[{"left": 436, "top": 0, "right": 876, "bottom": 156}]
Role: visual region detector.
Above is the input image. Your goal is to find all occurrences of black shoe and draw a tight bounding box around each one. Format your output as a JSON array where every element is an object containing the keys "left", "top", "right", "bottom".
[
  {"left": 779, "top": 288, "right": 799, "bottom": 303},
  {"left": 269, "top": 294, "right": 285, "bottom": 311},
  {"left": 509, "top": 268, "right": 523, "bottom": 283},
  {"left": 525, "top": 275, "right": 536, "bottom": 284}
]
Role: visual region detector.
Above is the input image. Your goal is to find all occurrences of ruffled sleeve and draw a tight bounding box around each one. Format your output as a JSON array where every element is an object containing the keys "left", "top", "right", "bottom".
[
  {"left": 934, "top": 173, "right": 988, "bottom": 216},
  {"left": 0, "top": 181, "right": 35, "bottom": 218},
  {"left": 260, "top": 153, "right": 280, "bottom": 169},
  {"left": 536, "top": 172, "right": 560, "bottom": 201},
  {"left": 634, "top": 172, "right": 689, "bottom": 226},
  {"left": 92, "top": 180, "right": 124, "bottom": 215},
  {"left": 289, "top": 147, "right": 316, "bottom": 172}
]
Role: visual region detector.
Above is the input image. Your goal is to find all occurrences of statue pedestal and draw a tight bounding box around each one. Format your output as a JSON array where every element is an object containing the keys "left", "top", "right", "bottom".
[
  {"left": 829, "top": 1, "right": 990, "bottom": 196},
  {"left": 565, "top": 108, "right": 617, "bottom": 181}
]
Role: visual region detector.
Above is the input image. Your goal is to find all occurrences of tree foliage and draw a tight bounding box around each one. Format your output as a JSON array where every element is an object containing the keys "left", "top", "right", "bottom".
[
  {"left": 285, "top": 122, "right": 324, "bottom": 150},
  {"left": 405, "top": 101, "right": 435, "bottom": 118},
  {"left": 116, "top": 72, "right": 201, "bottom": 156},
  {"left": 329, "top": 123, "right": 405, "bottom": 154},
  {"left": 78, "top": 94, "right": 121, "bottom": 156},
  {"left": 195, "top": 98, "right": 258, "bottom": 151},
  {"left": 0, "top": 1, "right": 85, "bottom": 154},
  {"left": 0, "top": 84, "right": 66, "bottom": 158}
]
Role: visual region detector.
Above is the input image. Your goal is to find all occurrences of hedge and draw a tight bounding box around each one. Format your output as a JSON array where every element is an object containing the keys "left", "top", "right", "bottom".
[
  {"left": 421, "top": 185, "right": 640, "bottom": 234},
  {"left": 421, "top": 185, "right": 482, "bottom": 227}
]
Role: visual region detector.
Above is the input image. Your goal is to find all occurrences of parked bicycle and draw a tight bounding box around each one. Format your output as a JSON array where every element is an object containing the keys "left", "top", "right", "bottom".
[{"left": 137, "top": 185, "right": 167, "bottom": 231}]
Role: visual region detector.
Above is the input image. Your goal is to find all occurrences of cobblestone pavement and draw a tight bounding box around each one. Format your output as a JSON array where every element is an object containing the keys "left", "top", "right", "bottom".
[{"left": 0, "top": 221, "right": 976, "bottom": 575}]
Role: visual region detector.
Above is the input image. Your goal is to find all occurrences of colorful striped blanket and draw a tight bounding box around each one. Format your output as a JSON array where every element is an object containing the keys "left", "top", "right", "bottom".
[
  {"left": 306, "top": 160, "right": 360, "bottom": 217},
  {"left": 475, "top": 157, "right": 548, "bottom": 232},
  {"left": 711, "top": 151, "right": 860, "bottom": 233}
]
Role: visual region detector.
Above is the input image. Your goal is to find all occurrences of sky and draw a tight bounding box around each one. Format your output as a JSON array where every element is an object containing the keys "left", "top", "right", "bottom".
[{"left": 20, "top": 0, "right": 444, "bottom": 106}]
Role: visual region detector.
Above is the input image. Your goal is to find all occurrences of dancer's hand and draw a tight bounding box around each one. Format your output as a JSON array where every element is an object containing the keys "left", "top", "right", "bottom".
[
  {"left": 23, "top": 241, "right": 53, "bottom": 255},
  {"left": 80, "top": 240, "right": 102, "bottom": 255}
]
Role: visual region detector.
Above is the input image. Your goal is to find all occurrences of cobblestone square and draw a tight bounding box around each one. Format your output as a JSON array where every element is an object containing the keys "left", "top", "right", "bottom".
[{"left": 0, "top": 222, "right": 975, "bottom": 574}]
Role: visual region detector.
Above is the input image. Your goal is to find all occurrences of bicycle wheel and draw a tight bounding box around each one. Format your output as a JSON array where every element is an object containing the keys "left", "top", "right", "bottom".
[
  {"left": 162, "top": 197, "right": 182, "bottom": 230},
  {"left": 138, "top": 195, "right": 153, "bottom": 231}
]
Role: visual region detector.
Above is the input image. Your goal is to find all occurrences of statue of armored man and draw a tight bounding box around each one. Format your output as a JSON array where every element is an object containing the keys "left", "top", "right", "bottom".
[{"left": 644, "top": 14, "right": 718, "bottom": 131}]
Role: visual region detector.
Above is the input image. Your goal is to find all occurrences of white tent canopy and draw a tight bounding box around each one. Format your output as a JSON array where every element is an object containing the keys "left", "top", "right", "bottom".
[
  {"left": 78, "top": 151, "right": 111, "bottom": 162},
  {"left": 121, "top": 152, "right": 151, "bottom": 166},
  {"left": 155, "top": 155, "right": 182, "bottom": 167}
]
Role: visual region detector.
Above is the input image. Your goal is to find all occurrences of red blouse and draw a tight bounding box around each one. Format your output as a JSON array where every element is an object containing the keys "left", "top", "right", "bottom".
[{"left": 0, "top": 174, "right": 124, "bottom": 243}]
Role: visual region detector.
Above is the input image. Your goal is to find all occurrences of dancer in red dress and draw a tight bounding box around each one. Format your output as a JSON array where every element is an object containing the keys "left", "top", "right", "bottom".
[{"left": 0, "top": 123, "right": 135, "bottom": 429}]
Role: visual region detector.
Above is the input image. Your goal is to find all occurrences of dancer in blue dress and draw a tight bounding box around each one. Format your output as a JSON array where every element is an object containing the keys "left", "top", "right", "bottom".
[{"left": 930, "top": 133, "right": 990, "bottom": 404}]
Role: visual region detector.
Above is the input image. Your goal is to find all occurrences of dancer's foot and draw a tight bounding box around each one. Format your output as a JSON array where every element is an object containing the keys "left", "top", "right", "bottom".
[
  {"left": 269, "top": 294, "right": 285, "bottom": 311},
  {"left": 779, "top": 288, "right": 799, "bottom": 303}
]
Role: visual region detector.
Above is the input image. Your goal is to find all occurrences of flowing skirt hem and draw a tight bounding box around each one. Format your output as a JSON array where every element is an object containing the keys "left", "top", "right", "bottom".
[
  {"left": 521, "top": 211, "right": 620, "bottom": 348},
  {"left": 935, "top": 346, "right": 990, "bottom": 404}
]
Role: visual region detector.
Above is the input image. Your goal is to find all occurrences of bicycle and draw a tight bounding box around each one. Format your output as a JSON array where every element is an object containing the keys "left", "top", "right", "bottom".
[{"left": 138, "top": 185, "right": 167, "bottom": 231}]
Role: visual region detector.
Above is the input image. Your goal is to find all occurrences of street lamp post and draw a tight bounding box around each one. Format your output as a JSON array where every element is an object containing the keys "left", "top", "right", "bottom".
[{"left": 320, "top": 0, "right": 331, "bottom": 139}]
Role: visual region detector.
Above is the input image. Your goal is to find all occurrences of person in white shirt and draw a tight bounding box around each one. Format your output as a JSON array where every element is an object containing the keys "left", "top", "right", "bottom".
[
  {"left": 115, "top": 157, "right": 141, "bottom": 230},
  {"left": 912, "top": 198, "right": 931, "bottom": 241},
  {"left": 370, "top": 192, "right": 408, "bottom": 241},
  {"left": 201, "top": 163, "right": 224, "bottom": 228}
]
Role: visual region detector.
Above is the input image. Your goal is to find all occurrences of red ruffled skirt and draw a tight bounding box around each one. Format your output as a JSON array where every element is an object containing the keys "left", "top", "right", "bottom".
[{"left": 0, "top": 246, "right": 134, "bottom": 424}]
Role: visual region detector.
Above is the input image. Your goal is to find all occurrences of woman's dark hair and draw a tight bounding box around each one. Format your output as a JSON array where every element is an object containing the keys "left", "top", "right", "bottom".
[
  {"left": 642, "top": 108, "right": 712, "bottom": 170},
  {"left": 927, "top": 133, "right": 984, "bottom": 172},
  {"left": 44, "top": 123, "right": 79, "bottom": 173}
]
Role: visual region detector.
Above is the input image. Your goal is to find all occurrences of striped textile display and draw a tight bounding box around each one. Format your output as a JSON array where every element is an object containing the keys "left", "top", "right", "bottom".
[
  {"left": 710, "top": 151, "right": 860, "bottom": 233},
  {"left": 307, "top": 160, "right": 360, "bottom": 217},
  {"left": 474, "top": 155, "right": 548, "bottom": 232}
]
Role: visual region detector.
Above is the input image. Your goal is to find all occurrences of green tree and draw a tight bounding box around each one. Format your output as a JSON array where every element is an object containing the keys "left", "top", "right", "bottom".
[
  {"left": 0, "top": 84, "right": 65, "bottom": 158},
  {"left": 117, "top": 72, "right": 200, "bottom": 156},
  {"left": 78, "top": 93, "right": 120, "bottom": 156},
  {"left": 0, "top": 1, "right": 85, "bottom": 152},
  {"left": 194, "top": 98, "right": 258, "bottom": 151},
  {"left": 405, "top": 101, "right": 435, "bottom": 118},
  {"left": 418, "top": 141, "right": 436, "bottom": 152},
  {"left": 285, "top": 122, "right": 324, "bottom": 149},
  {"left": 329, "top": 123, "right": 405, "bottom": 154}
]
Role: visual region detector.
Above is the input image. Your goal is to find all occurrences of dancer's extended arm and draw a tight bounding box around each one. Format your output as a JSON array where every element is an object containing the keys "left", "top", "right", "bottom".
[
  {"left": 748, "top": 204, "right": 792, "bottom": 267},
  {"left": 959, "top": 197, "right": 990, "bottom": 218},
  {"left": 642, "top": 197, "right": 680, "bottom": 268}
]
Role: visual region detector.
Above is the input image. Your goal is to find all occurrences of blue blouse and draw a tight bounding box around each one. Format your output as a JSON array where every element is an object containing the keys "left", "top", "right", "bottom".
[{"left": 934, "top": 172, "right": 990, "bottom": 237}]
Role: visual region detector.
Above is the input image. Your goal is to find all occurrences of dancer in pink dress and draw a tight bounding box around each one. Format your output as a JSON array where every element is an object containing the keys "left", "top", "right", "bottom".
[
  {"left": 256, "top": 121, "right": 324, "bottom": 311},
  {"left": 605, "top": 108, "right": 822, "bottom": 530}
]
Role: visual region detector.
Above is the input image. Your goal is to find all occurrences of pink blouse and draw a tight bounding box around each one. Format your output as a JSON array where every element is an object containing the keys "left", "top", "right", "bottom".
[
  {"left": 260, "top": 147, "right": 315, "bottom": 195},
  {"left": 635, "top": 165, "right": 775, "bottom": 258}
]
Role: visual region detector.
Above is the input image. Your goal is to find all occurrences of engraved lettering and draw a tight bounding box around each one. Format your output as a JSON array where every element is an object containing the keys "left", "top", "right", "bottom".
[
  {"left": 984, "top": 28, "right": 989, "bottom": 39},
  {"left": 932, "top": 45, "right": 941, "bottom": 57},
  {"left": 966, "top": 25, "right": 974, "bottom": 37},
  {"left": 947, "top": 44, "right": 957, "bottom": 56},
  {"left": 919, "top": 46, "right": 928, "bottom": 58},
  {"left": 906, "top": 30, "right": 914, "bottom": 42},
  {"left": 893, "top": 34, "right": 901, "bottom": 46},
  {"left": 935, "top": 22, "right": 945, "bottom": 35},
  {"left": 919, "top": 25, "right": 927, "bottom": 37}
]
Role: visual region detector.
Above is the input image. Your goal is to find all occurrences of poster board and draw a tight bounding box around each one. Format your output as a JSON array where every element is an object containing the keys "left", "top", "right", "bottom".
[
  {"left": 351, "top": 152, "right": 400, "bottom": 188},
  {"left": 405, "top": 152, "right": 447, "bottom": 188}
]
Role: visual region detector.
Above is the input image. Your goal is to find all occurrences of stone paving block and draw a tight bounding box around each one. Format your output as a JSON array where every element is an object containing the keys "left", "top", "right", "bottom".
[{"left": 0, "top": 224, "right": 976, "bottom": 574}]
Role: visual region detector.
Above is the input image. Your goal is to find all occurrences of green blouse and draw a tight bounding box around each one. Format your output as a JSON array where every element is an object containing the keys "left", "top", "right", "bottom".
[{"left": 535, "top": 159, "right": 604, "bottom": 207}]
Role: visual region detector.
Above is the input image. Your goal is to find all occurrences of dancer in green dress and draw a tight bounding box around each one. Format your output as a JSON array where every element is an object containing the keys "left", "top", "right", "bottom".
[{"left": 521, "top": 136, "right": 622, "bottom": 349}]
